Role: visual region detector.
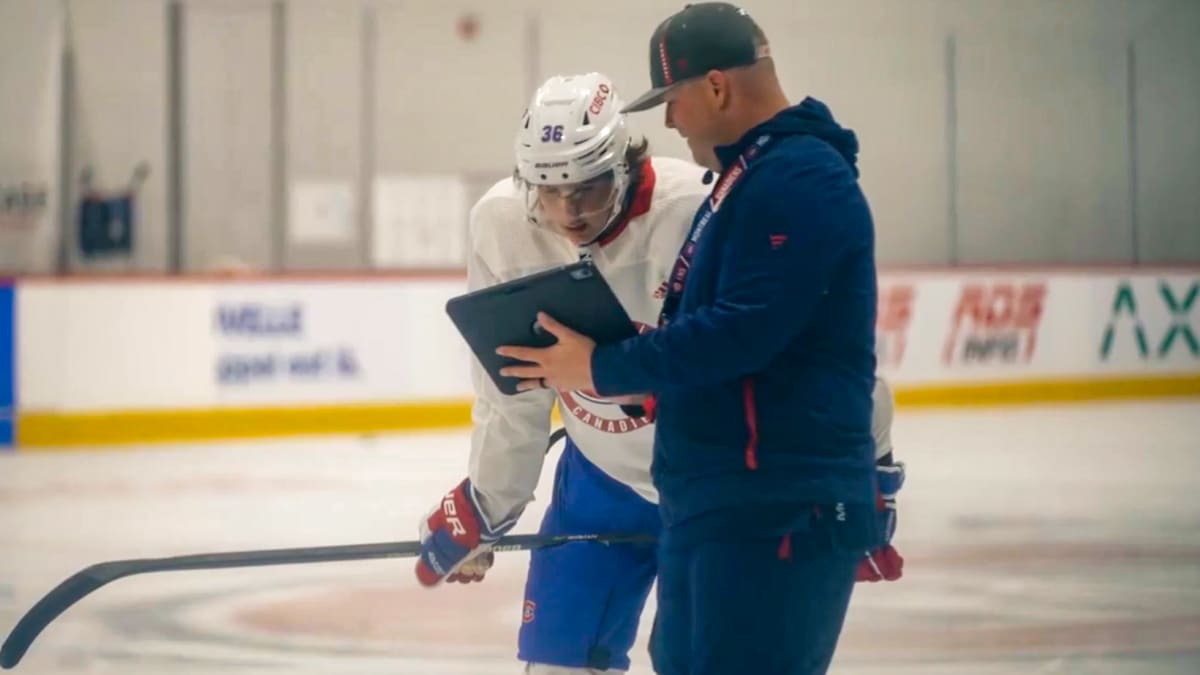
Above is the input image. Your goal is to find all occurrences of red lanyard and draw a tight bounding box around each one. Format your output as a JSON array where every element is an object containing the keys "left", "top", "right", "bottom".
[{"left": 659, "top": 134, "right": 775, "bottom": 327}]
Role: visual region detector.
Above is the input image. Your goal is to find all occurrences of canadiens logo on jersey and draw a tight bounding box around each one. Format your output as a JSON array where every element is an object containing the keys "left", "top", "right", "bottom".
[
  {"left": 559, "top": 322, "right": 656, "bottom": 434},
  {"left": 559, "top": 389, "right": 655, "bottom": 433}
]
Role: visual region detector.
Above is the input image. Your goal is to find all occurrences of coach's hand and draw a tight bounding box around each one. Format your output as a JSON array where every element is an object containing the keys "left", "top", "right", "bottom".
[{"left": 498, "top": 312, "right": 596, "bottom": 393}]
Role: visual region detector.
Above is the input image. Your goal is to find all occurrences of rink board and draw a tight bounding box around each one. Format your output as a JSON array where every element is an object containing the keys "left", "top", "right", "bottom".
[{"left": 9, "top": 268, "right": 1200, "bottom": 448}]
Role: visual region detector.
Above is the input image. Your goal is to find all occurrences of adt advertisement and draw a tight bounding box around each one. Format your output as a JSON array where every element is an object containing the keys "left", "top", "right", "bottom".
[{"left": 0, "top": 281, "right": 14, "bottom": 449}]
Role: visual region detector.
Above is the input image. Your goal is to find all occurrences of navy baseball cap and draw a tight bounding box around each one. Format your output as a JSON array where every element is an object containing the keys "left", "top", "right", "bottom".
[{"left": 622, "top": 2, "right": 770, "bottom": 113}]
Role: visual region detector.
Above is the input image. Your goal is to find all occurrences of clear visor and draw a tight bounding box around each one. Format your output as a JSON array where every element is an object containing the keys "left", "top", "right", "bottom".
[{"left": 523, "top": 172, "right": 620, "bottom": 234}]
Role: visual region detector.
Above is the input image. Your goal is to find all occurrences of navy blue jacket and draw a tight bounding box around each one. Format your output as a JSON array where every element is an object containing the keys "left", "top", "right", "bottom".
[{"left": 592, "top": 98, "right": 878, "bottom": 529}]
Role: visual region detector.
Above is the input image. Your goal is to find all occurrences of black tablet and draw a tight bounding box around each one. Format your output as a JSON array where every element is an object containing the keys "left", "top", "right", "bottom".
[{"left": 445, "top": 260, "right": 638, "bottom": 396}]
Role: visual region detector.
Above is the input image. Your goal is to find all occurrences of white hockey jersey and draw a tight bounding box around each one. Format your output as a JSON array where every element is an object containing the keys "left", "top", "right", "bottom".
[{"left": 466, "top": 157, "right": 710, "bottom": 525}]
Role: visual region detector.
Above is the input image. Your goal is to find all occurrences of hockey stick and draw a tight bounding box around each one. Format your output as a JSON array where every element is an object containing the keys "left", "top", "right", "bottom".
[
  {"left": 547, "top": 426, "right": 566, "bottom": 451},
  {"left": 0, "top": 530, "right": 653, "bottom": 669},
  {"left": 1, "top": 427, "right": 584, "bottom": 668}
]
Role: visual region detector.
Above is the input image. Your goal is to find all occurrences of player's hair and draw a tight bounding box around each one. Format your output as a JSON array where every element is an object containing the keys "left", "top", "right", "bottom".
[
  {"left": 625, "top": 136, "right": 650, "bottom": 172},
  {"left": 617, "top": 136, "right": 651, "bottom": 204}
]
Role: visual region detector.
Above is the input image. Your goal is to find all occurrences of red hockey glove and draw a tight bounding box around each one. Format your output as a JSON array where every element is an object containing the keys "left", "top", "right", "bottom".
[
  {"left": 857, "top": 461, "right": 905, "bottom": 582},
  {"left": 415, "top": 478, "right": 515, "bottom": 587}
]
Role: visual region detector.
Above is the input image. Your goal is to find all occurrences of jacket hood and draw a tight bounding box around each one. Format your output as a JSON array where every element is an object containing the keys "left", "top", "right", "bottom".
[{"left": 716, "top": 97, "right": 860, "bottom": 176}]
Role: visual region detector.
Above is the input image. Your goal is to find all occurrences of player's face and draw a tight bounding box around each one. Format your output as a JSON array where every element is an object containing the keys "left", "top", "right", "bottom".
[
  {"left": 532, "top": 173, "right": 618, "bottom": 245},
  {"left": 664, "top": 78, "right": 723, "bottom": 171}
]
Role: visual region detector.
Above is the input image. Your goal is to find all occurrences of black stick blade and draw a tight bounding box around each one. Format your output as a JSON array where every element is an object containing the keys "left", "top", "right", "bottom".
[{"left": 1, "top": 562, "right": 128, "bottom": 669}]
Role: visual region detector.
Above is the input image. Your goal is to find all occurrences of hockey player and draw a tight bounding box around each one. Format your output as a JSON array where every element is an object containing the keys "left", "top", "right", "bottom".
[{"left": 414, "top": 72, "right": 711, "bottom": 674}]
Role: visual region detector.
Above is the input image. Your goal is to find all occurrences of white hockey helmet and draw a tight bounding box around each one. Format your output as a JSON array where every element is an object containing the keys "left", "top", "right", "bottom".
[{"left": 514, "top": 73, "right": 633, "bottom": 241}]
